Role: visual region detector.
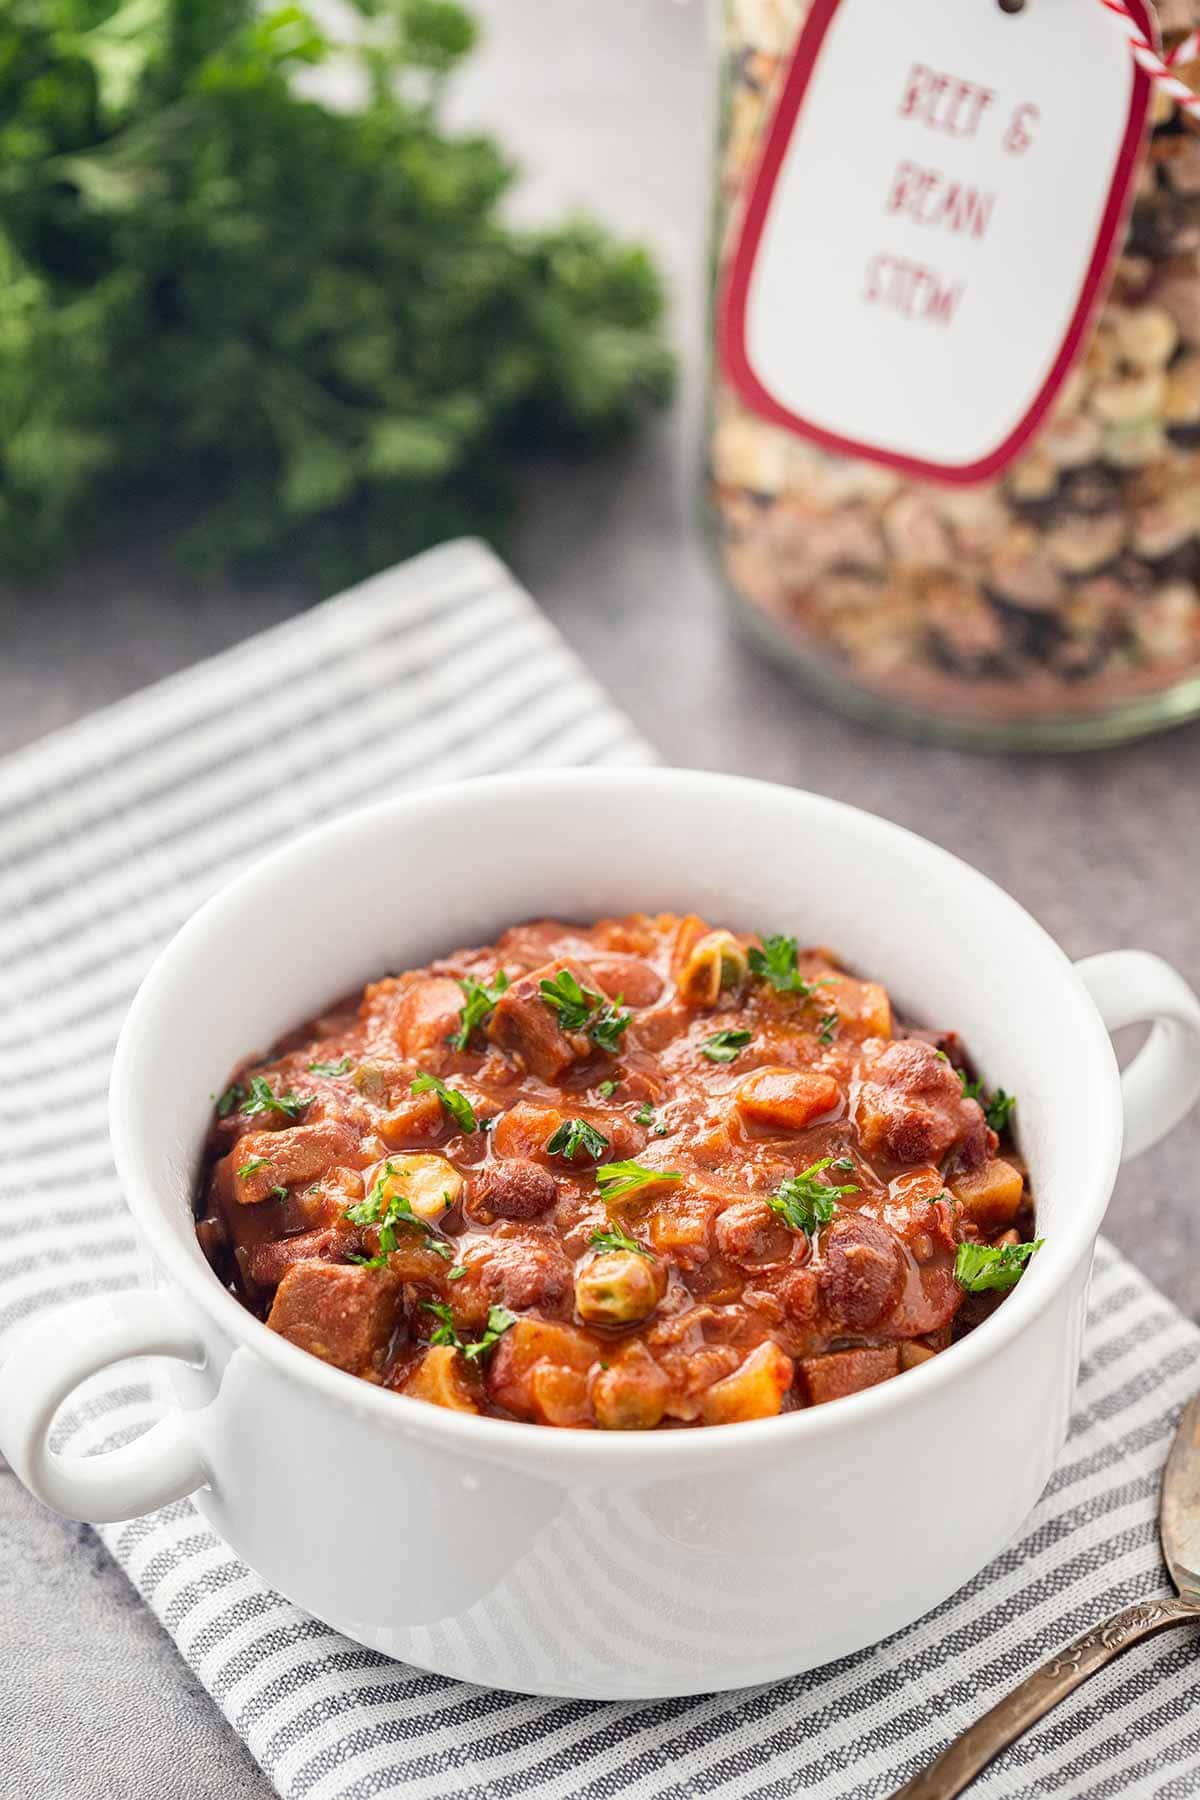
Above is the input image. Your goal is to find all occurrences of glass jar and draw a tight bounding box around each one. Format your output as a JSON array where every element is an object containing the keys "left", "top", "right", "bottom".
[{"left": 707, "top": 0, "right": 1200, "bottom": 748}]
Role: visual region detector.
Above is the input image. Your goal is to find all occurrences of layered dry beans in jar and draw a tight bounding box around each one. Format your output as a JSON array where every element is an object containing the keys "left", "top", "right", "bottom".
[
  {"left": 711, "top": 0, "right": 1200, "bottom": 743},
  {"left": 195, "top": 914, "right": 1041, "bottom": 1430}
]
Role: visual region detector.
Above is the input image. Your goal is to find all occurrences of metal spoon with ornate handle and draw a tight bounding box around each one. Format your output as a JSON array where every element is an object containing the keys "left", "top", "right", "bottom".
[{"left": 889, "top": 1391, "right": 1200, "bottom": 1800}]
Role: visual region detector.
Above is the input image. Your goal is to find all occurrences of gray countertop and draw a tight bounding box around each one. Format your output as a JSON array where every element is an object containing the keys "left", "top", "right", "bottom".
[{"left": 4, "top": 3, "right": 1200, "bottom": 1795}]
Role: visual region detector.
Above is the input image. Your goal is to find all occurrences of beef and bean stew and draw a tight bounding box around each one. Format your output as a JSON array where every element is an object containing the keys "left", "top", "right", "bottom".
[{"left": 195, "top": 915, "right": 1041, "bottom": 1429}]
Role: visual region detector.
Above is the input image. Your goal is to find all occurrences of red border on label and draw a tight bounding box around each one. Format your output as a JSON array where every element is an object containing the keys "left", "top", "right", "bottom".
[{"left": 719, "top": 0, "right": 1155, "bottom": 487}]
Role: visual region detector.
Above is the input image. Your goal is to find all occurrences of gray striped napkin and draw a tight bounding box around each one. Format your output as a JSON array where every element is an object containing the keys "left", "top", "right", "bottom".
[{"left": 1, "top": 538, "right": 1198, "bottom": 1800}]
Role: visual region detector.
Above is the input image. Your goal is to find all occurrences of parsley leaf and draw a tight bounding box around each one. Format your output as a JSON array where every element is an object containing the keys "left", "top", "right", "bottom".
[
  {"left": 345, "top": 1165, "right": 451, "bottom": 1264},
  {"left": 422, "top": 1301, "right": 516, "bottom": 1364},
  {"left": 766, "top": 1158, "right": 858, "bottom": 1237},
  {"left": 451, "top": 970, "right": 510, "bottom": 1051},
  {"left": 701, "top": 1027, "right": 752, "bottom": 1064},
  {"left": 595, "top": 1160, "right": 681, "bottom": 1203},
  {"left": 954, "top": 1238, "right": 1042, "bottom": 1293},
  {"left": 308, "top": 1055, "right": 352, "bottom": 1076},
  {"left": 985, "top": 1089, "right": 1017, "bottom": 1134},
  {"left": 590, "top": 1225, "right": 655, "bottom": 1259},
  {"left": 411, "top": 1072, "right": 478, "bottom": 1133},
  {"left": 237, "top": 1156, "right": 271, "bottom": 1179},
  {"left": 539, "top": 969, "right": 631, "bottom": 1055},
  {"left": 545, "top": 1118, "right": 610, "bottom": 1163},
  {"left": 747, "top": 934, "right": 831, "bottom": 998},
  {"left": 959, "top": 1070, "right": 984, "bottom": 1102},
  {"left": 242, "top": 1074, "right": 310, "bottom": 1120},
  {"left": 817, "top": 1011, "right": 839, "bottom": 1045},
  {"left": 597, "top": 1078, "right": 620, "bottom": 1098},
  {"left": 216, "top": 1082, "right": 245, "bottom": 1118}
]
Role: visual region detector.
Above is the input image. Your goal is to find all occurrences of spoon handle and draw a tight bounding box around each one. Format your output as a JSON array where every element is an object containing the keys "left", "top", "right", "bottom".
[{"left": 888, "top": 1596, "right": 1200, "bottom": 1800}]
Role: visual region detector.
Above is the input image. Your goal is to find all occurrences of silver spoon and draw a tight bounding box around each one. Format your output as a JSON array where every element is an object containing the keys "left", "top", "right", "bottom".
[{"left": 889, "top": 1390, "right": 1200, "bottom": 1800}]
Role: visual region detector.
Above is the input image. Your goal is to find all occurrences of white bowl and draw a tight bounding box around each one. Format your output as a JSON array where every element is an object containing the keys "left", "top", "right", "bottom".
[{"left": 4, "top": 769, "right": 1200, "bottom": 1699}]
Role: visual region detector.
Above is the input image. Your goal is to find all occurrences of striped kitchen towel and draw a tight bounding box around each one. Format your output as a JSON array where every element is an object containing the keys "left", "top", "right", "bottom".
[{"left": 1, "top": 538, "right": 1198, "bottom": 1800}]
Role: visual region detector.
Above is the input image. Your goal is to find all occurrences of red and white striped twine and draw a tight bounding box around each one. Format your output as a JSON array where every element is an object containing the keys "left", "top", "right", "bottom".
[{"left": 1098, "top": 0, "right": 1200, "bottom": 122}]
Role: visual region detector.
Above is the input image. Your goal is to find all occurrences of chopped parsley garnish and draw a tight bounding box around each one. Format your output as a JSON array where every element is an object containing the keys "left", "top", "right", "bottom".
[
  {"left": 766, "top": 1158, "right": 859, "bottom": 1237},
  {"left": 422, "top": 1300, "right": 516, "bottom": 1364},
  {"left": 633, "top": 1102, "right": 668, "bottom": 1135},
  {"left": 831, "top": 1157, "right": 856, "bottom": 1173},
  {"left": 985, "top": 1089, "right": 1017, "bottom": 1134},
  {"left": 451, "top": 970, "right": 510, "bottom": 1051},
  {"left": 242, "top": 1074, "right": 310, "bottom": 1120},
  {"left": 954, "top": 1238, "right": 1042, "bottom": 1293},
  {"left": 411, "top": 1072, "right": 478, "bottom": 1133},
  {"left": 817, "top": 1011, "right": 839, "bottom": 1045},
  {"left": 308, "top": 1056, "right": 353, "bottom": 1076},
  {"left": 595, "top": 1160, "right": 681, "bottom": 1203},
  {"left": 958, "top": 1070, "right": 1017, "bottom": 1135},
  {"left": 237, "top": 1156, "right": 271, "bottom": 1180},
  {"left": 538, "top": 968, "right": 631, "bottom": 1056},
  {"left": 597, "top": 1078, "right": 620, "bottom": 1098},
  {"left": 701, "top": 1027, "right": 752, "bottom": 1064},
  {"left": 268, "top": 1184, "right": 288, "bottom": 1202},
  {"left": 925, "top": 1190, "right": 950, "bottom": 1206},
  {"left": 344, "top": 1165, "right": 451, "bottom": 1266},
  {"left": 747, "top": 934, "right": 832, "bottom": 999},
  {"left": 545, "top": 1118, "right": 610, "bottom": 1163},
  {"left": 216, "top": 1082, "right": 245, "bottom": 1118},
  {"left": 447, "top": 1264, "right": 467, "bottom": 1281},
  {"left": 590, "top": 1225, "right": 655, "bottom": 1260}
]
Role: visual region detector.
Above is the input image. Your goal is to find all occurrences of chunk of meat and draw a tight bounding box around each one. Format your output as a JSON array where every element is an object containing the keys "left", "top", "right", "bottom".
[
  {"left": 853, "top": 1040, "right": 989, "bottom": 1169},
  {"left": 591, "top": 1343, "right": 671, "bottom": 1430},
  {"left": 585, "top": 954, "right": 664, "bottom": 1009},
  {"left": 714, "top": 1198, "right": 794, "bottom": 1267},
  {"left": 700, "top": 1341, "right": 794, "bottom": 1424},
  {"left": 486, "top": 958, "right": 596, "bottom": 1079},
  {"left": 240, "top": 1225, "right": 355, "bottom": 1290},
  {"left": 818, "top": 1213, "right": 906, "bottom": 1333},
  {"left": 799, "top": 1345, "right": 900, "bottom": 1407},
  {"left": 736, "top": 1068, "right": 841, "bottom": 1131},
  {"left": 452, "top": 1225, "right": 573, "bottom": 1326},
  {"left": 267, "top": 1262, "right": 402, "bottom": 1378},
  {"left": 469, "top": 1159, "right": 559, "bottom": 1221},
  {"left": 231, "top": 1121, "right": 360, "bottom": 1204}
]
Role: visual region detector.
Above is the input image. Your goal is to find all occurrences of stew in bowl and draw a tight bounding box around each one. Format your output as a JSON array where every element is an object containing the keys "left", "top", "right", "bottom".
[{"left": 196, "top": 912, "right": 1039, "bottom": 1428}]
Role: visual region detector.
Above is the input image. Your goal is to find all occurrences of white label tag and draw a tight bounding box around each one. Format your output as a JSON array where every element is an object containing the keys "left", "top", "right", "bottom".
[{"left": 721, "top": 0, "right": 1154, "bottom": 484}]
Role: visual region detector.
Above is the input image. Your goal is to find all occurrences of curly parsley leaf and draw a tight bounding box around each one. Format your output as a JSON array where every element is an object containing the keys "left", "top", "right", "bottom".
[
  {"left": 345, "top": 1165, "right": 452, "bottom": 1266},
  {"left": 954, "top": 1238, "right": 1042, "bottom": 1293},
  {"left": 422, "top": 1300, "right": 516, "bottom": 1364},
  {"left": 747, "top": 935, "right": 832, "bottom": 999},
  {"left": 411, "top": 1072, "right": 477, "bottom": 1133},
  {"left": 590, "top": 1225, "right": 655, "bottom": 1260},
  {"left": 545, "top": 1117, "right": 610, "bottom": 1163},
  {"left": 308, "top": 1055, "right": 352, "bottom": 1076},
  {"left": 237, "top": 1156, "right": 271, "bottom": 1179},
  {"left": 539, "top": 969, "right": 631, "bottom": 1056},
  {"left": 242, "top": 1074, "right": 310, "bottom": 1120},
  {"left": 216, "top": 1082, "right": 245, "bottom": 1118},
  {"left": 595, "top": 1160, "right": 681, "bottom": 1204},
  {"left": 817, "top": 1011, "right": 839, "bottom": 1045},
  {"left": 766, "top": 1158, "right": 858, "bottom": 1237},
  {"left": 451, "top": 970, "right": 510, "bottom": 1051},
  {"left": 985, "top": 1089, "right": 1017, "bottom": 1134},
  {"left": 701, "top": 1027, "right": 752, "bottom": 1064}
]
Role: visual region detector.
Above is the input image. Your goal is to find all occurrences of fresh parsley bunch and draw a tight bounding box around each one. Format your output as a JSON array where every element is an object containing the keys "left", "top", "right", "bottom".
[{"left": 0, "top": 0, "right": 674, "bottom": 583}]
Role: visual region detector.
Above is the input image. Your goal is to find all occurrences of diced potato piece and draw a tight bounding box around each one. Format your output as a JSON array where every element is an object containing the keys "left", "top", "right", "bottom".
[
  {"left": 486, "top": 1317, "right": 599, "bottom": 1420},
  {"left": 899, "top": 1341, "right": 938, "bottom": 1372},
  {"left": 231, "top": 1120, "right": 358, "bottom": 1205},
  {"left": 736, "top": 1067, "right": 841, "bottom": 1131},
  {"left": 403, "top": 1345, "right": 480, "bottom": 1413},
  {"left": 951, "top": 1158, "right": 1025, "bottom": 1231},
  {"left": 700, "top": 1341, "right": 794, "bottom": 1424},
  {"left": 799, "top": 1345, "right": 900, "bottom": 1407},
  {"left": 528, "top": 1363, "right": 592, "bottom": 1427},
  {"left": 817, "top": 975, "right": 892, "bottom": 1042},
  {"left": 574, "top": 1250, "right": 662, "bottom": 1326},
  {"left": 592, "top": 1344, "right": 670, "bottom": 1430},
  {"left": 373, "top": 1153, "right": 464, "bottom": 1222},
  {"left": 676, "top": 930, "right": 749, "bottom": 1006},
  {"left": 267, "top": 1262, "right": 401, "bottom": 1379}
]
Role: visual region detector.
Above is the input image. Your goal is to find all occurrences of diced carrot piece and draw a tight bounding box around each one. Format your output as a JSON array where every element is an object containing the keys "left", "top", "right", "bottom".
[
  {"left": 736, "top": 1067, "right": 841, "bottom": 1131},
  {"left": 391, "top": 978, "right": 464, "bottom": 1056},
  {"left": 378, "top": 1091, "right": 443, "bottom": 1148},
  {"left": 700, "top": 1341, "right": 795, "bottom": 1424},
  {"left": 799, "top": 1345, "right": 900, "bottom": 1406},
  {"left": 490, "top": 1101, "right": 566, "bottom": 1161}
]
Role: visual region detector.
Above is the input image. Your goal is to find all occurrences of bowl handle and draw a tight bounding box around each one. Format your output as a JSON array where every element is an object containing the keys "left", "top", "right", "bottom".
[
  {"left": 1074, "top": 950, "right": 1200, "bottom": 1161},
  {"left": 0, "top": 1290, "right": 208, "bottom": 1523}
]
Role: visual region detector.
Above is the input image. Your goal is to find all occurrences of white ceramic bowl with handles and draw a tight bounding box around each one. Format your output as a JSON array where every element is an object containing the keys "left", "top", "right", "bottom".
[{"left": 3, "top": 769, "right": 1200, "bottom": 1700}]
